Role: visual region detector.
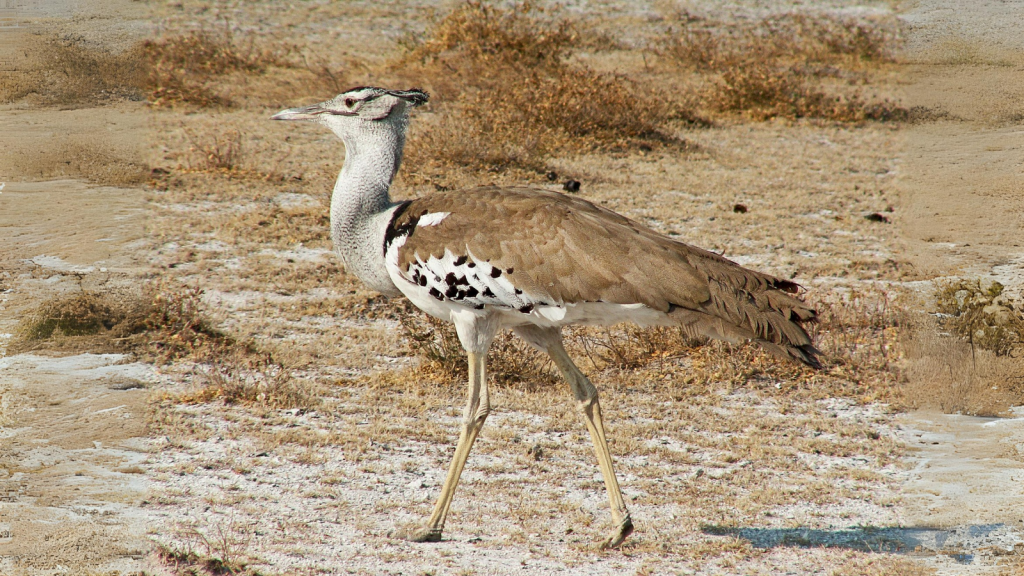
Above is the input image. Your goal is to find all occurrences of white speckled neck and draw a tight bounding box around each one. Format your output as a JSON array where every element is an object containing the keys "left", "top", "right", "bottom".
[{"left": 329, "top": 114, "right": 409, "bottom": 296}]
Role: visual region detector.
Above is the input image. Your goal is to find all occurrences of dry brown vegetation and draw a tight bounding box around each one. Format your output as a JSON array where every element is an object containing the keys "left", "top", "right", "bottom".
[
  {"left": 157, "top": 539, "right": 260, "bottom": 576},
  {"left": 393, "top": 2, "right": 697, "bottom": 181},
  {"left": 397, "top": 301, "right": 559, "bottom": 389},
  {"left": 11, "top": 283, "right": 325, "bottom": 413},
  {"left": 0, "top": 33, "right": 144, "bottom": 105},
  {"left": 934, "top": 278, "right": 1024, "bottom": 357},
  {"left": 136, "top": 27, "right": 359, "bottom": 111},
  {"left": 901, "top": 279, "right": 1024, "bottom": 415},
  {"left": 392, "top": 284, "right": 906, "bottom": 407},
  {"left": 660, "top": 11, "right": 905, "bottom": 121},
  {"left": 0, "top": 28, "right": 343, "bottom": 111},
  {"left": 142, "top": 30, "right": 286, "bottom": 107},
  {"left": 9, "top": 283, "right": 234, "bottom": 361},
  {"left": 160, "top": 354, "right": 322, "bottom": 412}
]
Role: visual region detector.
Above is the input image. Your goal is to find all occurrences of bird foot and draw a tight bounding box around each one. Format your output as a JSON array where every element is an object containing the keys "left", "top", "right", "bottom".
[
  {"left": 601, "top": 516, "right": 634, "bottom": 549},
  {"left": 394, "top": 525, "right": 443, "bottom": 543}
]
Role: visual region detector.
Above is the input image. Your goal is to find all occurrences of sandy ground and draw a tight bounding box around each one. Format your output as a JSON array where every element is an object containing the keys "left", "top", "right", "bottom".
[
  {"left": 0, "top": 1, "right": 160, "bottom": 574},
  {"left": 1, "top": 0, "right": 1023, "bottom": 574},
  {"left": 894, "top": 1, "right": 1024, "bottom": 569}
]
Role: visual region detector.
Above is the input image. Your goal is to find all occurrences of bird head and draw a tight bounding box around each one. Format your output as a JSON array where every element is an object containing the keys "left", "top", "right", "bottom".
[{"left": 271, "top": 86, "right": 429, "bottom": 141}]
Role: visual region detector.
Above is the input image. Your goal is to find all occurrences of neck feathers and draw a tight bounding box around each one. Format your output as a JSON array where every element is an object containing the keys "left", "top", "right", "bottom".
[{"left": 329, "top": 117, "right": 408, "bottom": 296}]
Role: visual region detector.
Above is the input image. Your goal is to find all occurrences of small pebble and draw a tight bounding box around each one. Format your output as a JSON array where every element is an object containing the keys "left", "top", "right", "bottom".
[
  {"left": 733, "top": 203, "right": 748, "bottom": 213},
  {"left": 563, "top": 179, "right": 581, "bottom": 193},
  {"left": 864, "top": 213, "right": 890, "bottom": 223}
]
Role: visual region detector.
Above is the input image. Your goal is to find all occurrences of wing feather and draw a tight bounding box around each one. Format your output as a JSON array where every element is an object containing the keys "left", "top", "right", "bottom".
[{"left": 389, "top": 186, "right": 820, "bottom": 367}]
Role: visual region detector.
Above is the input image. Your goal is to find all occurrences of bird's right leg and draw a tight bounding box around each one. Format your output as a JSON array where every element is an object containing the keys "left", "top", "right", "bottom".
[
  {"left": 513, "top": 326, "right": 633, "bottom": 549},
  {"left": 399, "top": 328, "right": 492, "bottom": 542}
]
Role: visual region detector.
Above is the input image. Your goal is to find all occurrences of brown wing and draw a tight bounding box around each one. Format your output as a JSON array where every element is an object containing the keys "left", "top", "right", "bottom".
[{"left": 391, "top": 186, "right": 820, "bottom": 367}]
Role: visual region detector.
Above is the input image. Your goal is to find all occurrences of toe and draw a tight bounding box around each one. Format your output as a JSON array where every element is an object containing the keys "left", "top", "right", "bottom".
[{"left": 396, "top": 525, "right": 443, "bottom": 543}]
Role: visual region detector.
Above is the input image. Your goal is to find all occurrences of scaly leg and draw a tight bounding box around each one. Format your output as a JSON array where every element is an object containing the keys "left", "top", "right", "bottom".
[
  {"left": 399, "top": 350, "right": 490, "bottom": 542},
  {"left": 514, "top": 326, "right": 633, "bottom": 548}
]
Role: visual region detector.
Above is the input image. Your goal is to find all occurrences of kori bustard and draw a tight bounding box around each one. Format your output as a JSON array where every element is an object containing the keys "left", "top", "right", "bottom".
[{"left": 273, "top": 87, "right": 820, "bottom": 548}]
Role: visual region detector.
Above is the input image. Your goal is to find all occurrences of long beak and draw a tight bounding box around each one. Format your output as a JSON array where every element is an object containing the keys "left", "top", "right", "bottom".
[{"left": 271, "top": 102, "right": 326, "bottom": 121}]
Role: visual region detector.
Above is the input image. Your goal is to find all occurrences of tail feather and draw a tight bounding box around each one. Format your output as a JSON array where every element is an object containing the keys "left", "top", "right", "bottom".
[{"left": 667, "top": 277, "right": 822, "bottom": 370}]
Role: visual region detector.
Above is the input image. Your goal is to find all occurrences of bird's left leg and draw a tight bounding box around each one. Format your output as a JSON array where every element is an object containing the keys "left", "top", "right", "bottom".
[{"left": 513, "top": 325, "right": 633, "bottom": 549}]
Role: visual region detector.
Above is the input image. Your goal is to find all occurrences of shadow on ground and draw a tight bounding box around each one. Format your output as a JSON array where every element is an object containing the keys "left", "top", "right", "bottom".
[{"left": 703, "top": 523, "right": 1024, "bottom": 565}]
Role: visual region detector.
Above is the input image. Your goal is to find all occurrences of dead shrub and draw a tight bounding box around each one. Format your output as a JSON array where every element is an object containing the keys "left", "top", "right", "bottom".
[
  {"left": 896, "top": 278, "right": 1024, "bottom": 415},
  {"left": 163, "top": 117, "right": 301, "bottom": 182},
  {"left": 807, "top": 288, "right": 904, "bottom": 389},
  {"left": 396, "top": 302, "right": 558, "bottom": 388},
  {"left": 157, "top": 532, "right": 260, "bottom": 576},
  {"left": 397, "top": 2, "right": 694, "bottom": 178},
  {"left": 400, "top": 1, "right": 576, "bottom": 67},
  {"left": 663, "top": 28, "right": 724, "bottom": 71},
  {"left": 903, "top": 315, "right": 1024, "bottom": 416},
  {"left": 10, "top": 283, "right": 238, "bottom": 362},
  {"left": 0, "top": 34, "right": 144, "bottom": 106},
  {"left": 567, "top": 325, "right": 706, "bottom": 371},
  {"left": 300, "top": 55, "right": 354, "bottom": 97},
  {"left": 715, "top": 64, "right": 823, "bottom": 120},
  {"left": 759, "top": 13, "right": 898, "bottom": 63},
  {"left": 18, "top": 292, "right": 120, "bottom": 340},
  {"left": 140, "top": 29, "right": 288, "bottom": 107},
  {"left": 662, "top": 13, "right": 905, "bottom": 122},
  {"left": 0, "top": 29, "right": 295, "bottom": 109},
  {"left": 713, "top": 64, "right": 905, "bottom": 122},
  {"left": 933, "top": 278, "right": 1024, "bottom": 357},
  {"left": 663, "top": 13, "right": 897, "bottom": 71},
  {"left": 177, "top": 355, "right": 322, "bottom": 410},
  {"left": 182, "top": 127, "right": 245, "bottom": 172}
]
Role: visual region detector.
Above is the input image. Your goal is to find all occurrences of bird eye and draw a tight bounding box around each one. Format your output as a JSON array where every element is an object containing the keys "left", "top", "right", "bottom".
[{"left": 344, "top": 98, "right": 356, "bottom": 108}]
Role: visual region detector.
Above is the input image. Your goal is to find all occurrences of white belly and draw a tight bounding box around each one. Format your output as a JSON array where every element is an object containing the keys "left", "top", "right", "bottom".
[{"left": 392, "top": 273, "right": 671, "bottom": 329}]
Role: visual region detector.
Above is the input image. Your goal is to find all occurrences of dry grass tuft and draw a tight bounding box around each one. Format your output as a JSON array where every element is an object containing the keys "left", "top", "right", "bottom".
[
  {"left": 714, "top": 65, "right": 906, "bottom": 122},
  {"left": 9, "top": 283, "right": 238, "bottom": 362},
  {"left": 397, "top": 302, "right": 558, "bottom": 388},
  {"left": 392, "top": 285, "right": 905, "bottom": 404},
  {"left": 933, "top": 278, "right": 1024, "bottom": 357},
  {"left": 13, "top": 285, "right": 322, "bottom": 410},
  {"left": 568, "top": 287, "right": 906, "bottom": 404},
  {"left": 396, "top": 2, "right": 696, "bottom": 180},
  {"left": 807, "top": 288, "right": 906, "bottom": 396},
  {"left": 904, "top": 317, "right": 1024, "bottom": 416},
  {"left": 901, "top": 279, "right": 1024, "bottom": 415},
  {"left": 181, "top": 127, "right": 246, "bottom": 172},
  {"left": 141, "top": 29, "right": 288, "bottom": 107},
  {"left": 157, "top": 536, "right": 260, "bottom": 576},
  {"left": 662, "top": 13, "right": 905, "bottom": 122},
  {"left": 399, "top": 0, "right": 576, "bottom": 67},
  {"left": 172, "top": 354, "right": 322, "bottom": 410},
  {"left": 17, "top": 292, "right": 122, "bottom": 340},
  {"left": 663, "top": 13, "right": 897, "bottom": 71},
  {"left": 0, "top": 34, "right": 144, "bottom": 106},
  {"left": 567, "top": 325, "right": 706, "bottom": 371}
]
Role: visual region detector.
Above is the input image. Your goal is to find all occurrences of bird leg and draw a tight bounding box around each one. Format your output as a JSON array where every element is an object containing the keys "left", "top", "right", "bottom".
[
  {"left": 399, "top": 349, "right": 490, "bottom": 543},
  {"left": 516, "top": 326, "right": 633, "bottom": 549}
]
